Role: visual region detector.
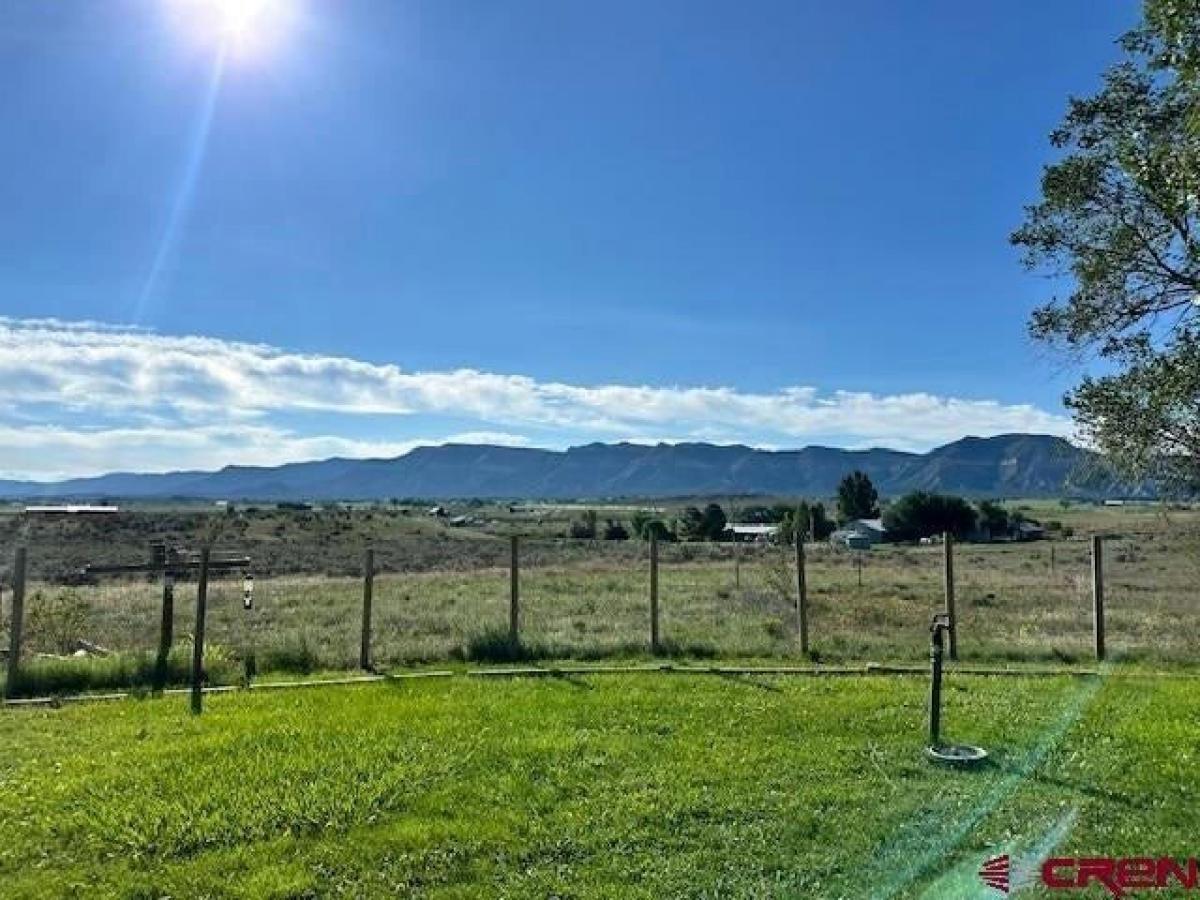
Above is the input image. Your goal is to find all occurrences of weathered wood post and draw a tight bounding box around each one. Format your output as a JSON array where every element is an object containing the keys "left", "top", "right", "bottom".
[
  {"left": 155, "top": 573, "right": 175, "bottom": 691},
  {"left": 5, "top": 547, "right": 27, "bottom": 699},
  {"left": 190, "top": 548, "right": 210, "bottom": 715},
  {"left": 649, "top": 534, "right": 660, "bottom": 653},
  {"left": 1050, "top": 544, "right": 1056, "bottom": 574},
  {"left": 734, "top": 546, "right": 741, "bottom": 589},
  {"left": 795, "top": 532, "right": 809, "bottom": 655},
  {"left": 360, "top": 547, "right": 374, "bottom": 670},
  {"left": 509, "top": 536, "right": 520, "bottom": 647},
  {"left": 1092, "top": 535, "right": 1105, "bottom": 661},
  {"left": 943, "top": 532, "right": 957, "bottom": 661}
]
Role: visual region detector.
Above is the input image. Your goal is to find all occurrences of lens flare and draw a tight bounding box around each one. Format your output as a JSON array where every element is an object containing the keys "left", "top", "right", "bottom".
[{"left": 167, "top": 0, "right": 294, "bottom": 59}]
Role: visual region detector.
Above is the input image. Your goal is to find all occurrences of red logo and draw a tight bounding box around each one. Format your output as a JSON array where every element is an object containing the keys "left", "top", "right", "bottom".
[
  {"left": 979, "top": 855, "right": 1200, "bottom": 896},
  {"left": 979, "top": 854, "right": 1010, "bottom": 893}
]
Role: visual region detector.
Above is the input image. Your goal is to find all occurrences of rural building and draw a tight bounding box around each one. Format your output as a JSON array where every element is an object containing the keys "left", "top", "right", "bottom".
[
  {"left": 723, "top": 523, "right": 778, "bottom": 542},
  {"left": 23, "top": 504, "right": 119, "bottom": 515},
  {"left": 1014, "top": 521, "right": 1046, "bottom": 541},
  {"left": 831, "top": 518, "right": 887, "bottom": 548}
]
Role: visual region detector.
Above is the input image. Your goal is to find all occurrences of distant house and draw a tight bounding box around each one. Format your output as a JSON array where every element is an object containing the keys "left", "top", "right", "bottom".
[
  {"left": 723, "top": 523, "right": 778, "bottom": 543},
  {"left": 1014, "top": 521, "right": 1046, "bottom": 541},
  {"left": 24, "top": 504, "right": 119, "bottom": 515},
  {"left": 831, "top": 518, "right": 887, "bottom": 548},
  {"left": 427, "top": 505, "right": 447, "bottom": 517}
]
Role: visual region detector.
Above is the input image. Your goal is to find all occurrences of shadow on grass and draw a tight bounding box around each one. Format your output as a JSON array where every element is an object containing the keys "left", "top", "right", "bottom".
[{"left": 451, "top": 627, "right": 721, "bottom": 665}]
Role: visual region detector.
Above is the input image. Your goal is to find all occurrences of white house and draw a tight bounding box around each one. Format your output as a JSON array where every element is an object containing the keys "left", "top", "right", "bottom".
[
  {"left": 831, "top": 518, "right": 887, "bottom": 547},
  {"left": 723, "top": 523, "right": 779, "bottom": 543}
]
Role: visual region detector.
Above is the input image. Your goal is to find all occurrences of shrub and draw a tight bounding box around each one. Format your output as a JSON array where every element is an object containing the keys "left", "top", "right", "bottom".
[{"left": 26, "top": 589, "right": 90, "bottom": 654}]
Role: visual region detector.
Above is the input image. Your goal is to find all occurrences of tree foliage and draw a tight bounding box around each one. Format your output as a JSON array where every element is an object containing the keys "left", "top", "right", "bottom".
[
  {"left": 975, "top": 500, "right": 1010, "bottom": 539},
  {"left": 678, "top": 503, "right": 728, "bottom": 541},
  {"left": 602, "top": 519, "right": 629, "bottom": 540},
  {"left": 836, "top": 471, "right": 879, "bottom": 522},
  {"left": 882, "top": 492, "right": 977, "bottom": 541},
  {"left": 776, "top": 501, "right": 835, "bottom": 544},
  {"left": 1011, "top": 0, "right": 1200, "bottom": 489}
]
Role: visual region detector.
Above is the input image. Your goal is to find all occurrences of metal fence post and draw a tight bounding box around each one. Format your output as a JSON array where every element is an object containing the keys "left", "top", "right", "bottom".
[
  {"left": 943, "top": 532, "right": 957, "bottom": 661},
  {"left": 509, "top": 536, "right": 520, "bottom": 646},
  {"left": 190, "top": 548, "right": 210, "bottom": 715},
  {"left": 155, "top": 572, "right": 175, "bottom": 691},
  {"left": 649, "top": 534, "right": 660, "bottom": 653},
  {"left": 1092, "top": 535, "right": 1105, "bottom": 661},
  {"left": 4, "top": 547, "right": 27, "bottom": 699},
  {"left": 360, "top": 548, "right": 375, "bottom": 670},
  {"left": 795, "top": 533, "right": 809, "bottom": 654}
]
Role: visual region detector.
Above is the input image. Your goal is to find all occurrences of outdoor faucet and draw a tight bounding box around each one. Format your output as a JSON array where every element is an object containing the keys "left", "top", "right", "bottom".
[{"left": 928, "top": 613, "right": 951, "bottom": 748}]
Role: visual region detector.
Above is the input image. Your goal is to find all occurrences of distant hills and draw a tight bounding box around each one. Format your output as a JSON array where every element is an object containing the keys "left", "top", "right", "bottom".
[{"left": 0, "top": 434, "right": 1140, "bottom": 501}]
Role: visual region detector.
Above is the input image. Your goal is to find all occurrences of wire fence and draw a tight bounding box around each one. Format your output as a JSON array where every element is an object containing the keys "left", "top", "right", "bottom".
[{"left": 4, "top": 527, "right": 1200, "bottom": 698}]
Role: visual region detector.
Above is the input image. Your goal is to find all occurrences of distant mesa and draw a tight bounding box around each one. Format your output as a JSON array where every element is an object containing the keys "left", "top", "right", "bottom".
[{"left": 0, "top": 434, "right": 1139, "bottom": 501}]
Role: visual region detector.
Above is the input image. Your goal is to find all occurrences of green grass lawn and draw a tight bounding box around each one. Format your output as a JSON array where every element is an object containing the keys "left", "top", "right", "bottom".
[{"left": 1, "top": 670, "right": 1194, "bottom": 898}]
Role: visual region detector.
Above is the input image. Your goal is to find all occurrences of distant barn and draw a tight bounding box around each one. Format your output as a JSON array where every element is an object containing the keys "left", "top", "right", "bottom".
[{"left": 724, "top": 523, "right": 778, "bottom": 542}]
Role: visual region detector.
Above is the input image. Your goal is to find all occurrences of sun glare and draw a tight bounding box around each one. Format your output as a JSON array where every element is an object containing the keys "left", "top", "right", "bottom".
[{"left": 167, "top": 0, "right": 294, "bottom": 60}]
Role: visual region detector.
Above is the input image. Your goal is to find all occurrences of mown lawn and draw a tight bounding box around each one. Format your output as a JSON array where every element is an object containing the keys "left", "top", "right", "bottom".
[{"left": 0, "top": 671, "right": 1195, "bottom": 898}]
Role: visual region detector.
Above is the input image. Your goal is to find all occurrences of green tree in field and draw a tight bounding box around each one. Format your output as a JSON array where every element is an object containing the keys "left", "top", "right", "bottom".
[
  {"left": 733, "top": 504, "right": 778, "bottom": 523},
  {"left": 883, "top": 492, "right": 977, "bottom": 541},
  {"left": 631, "top": 510, "right": 674, "bottom": 541},
  {"left": 602, "top": 519, "right": 629, "bottom": 540},
  {"left": 678, "top": 503, "right": 727, "bottom": 541},
  {"left": 976, "top": 500, "right": 1010, "bottom": 539},
  {"left": 569, "top": 509, "right": 598, "bottom": 539},
  {"left": 1012, "top": 0, "right": 1200, "bottom": 490},
  {"left": 836, "top": 471, "right": 879, "bottom": 522},
  {"left": 777, "top": 501, "right": 835, "bottom": 543},
  {"left": 630, "top": 509, "right": 654, "bottom": 538}
]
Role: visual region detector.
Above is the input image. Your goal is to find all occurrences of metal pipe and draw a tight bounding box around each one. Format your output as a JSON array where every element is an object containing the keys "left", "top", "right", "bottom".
[{"left": 929, "top": 613, "right": 950, "bottom": 748}]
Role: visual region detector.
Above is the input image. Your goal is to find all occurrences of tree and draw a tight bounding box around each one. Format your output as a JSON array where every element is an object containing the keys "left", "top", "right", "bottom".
[
  {"left": 630, "top": 509, "right": 674, "bottom": 541},
  {"left": 702, "top": 502, "right": 728, "bottom": 541},
  {"left": 677, "top": 503, "right": 727, "bottom": 541},
  {"left": 642, "top": 519, "right": 675, "bottom": 542},
  {"left": 602, "top": 519, "right": 629, "bottom": 540},
  {"left": 569, "top": 509, "right": 598, "bottom": 539},
  {"left": 1011, "top": 0, "right": 1200, "bottom": 490},
  {"left": 776, "top": 501, "right": 835, "bottom": 544},
  {"left": 976, "top": 500, "right": 1010, "bottom": 539},
  {"left": 733, "top": 504, "right": 779, "bottom": 524},
  {"left": 836, "top": 471, "right": 880, "bottom": 522},
  {"left": 630, "top": 510, "right": 654, "bottom": 538},
  {"left": 882, "top": 492, "right": 977, "bottom": 541}
]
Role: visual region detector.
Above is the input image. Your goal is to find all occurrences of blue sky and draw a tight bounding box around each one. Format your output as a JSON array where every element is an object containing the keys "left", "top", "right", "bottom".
[{"left": 0, "top": 0, "right": 1138, "bottom": 479}]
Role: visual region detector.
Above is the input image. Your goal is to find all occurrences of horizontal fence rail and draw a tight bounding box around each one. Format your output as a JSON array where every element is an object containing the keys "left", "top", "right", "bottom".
[{"left": 5, "top": 527, "right": 1196, "bottom": 710}]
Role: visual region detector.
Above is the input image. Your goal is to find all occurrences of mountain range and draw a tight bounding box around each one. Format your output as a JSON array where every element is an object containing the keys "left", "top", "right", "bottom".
[{"left": 0, "top": 434, "right": 1136, "bottom": 501}]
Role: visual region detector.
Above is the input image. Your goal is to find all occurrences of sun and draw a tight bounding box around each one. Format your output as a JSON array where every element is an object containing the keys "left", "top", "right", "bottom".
[{"left": 167, "top": 0, "right": 294, "bottom": 60}]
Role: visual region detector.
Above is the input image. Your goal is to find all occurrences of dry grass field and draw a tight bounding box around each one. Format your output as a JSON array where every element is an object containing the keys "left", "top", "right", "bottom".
[{"left": 3, "top": 497, "right": 1200, "bottom": 693}]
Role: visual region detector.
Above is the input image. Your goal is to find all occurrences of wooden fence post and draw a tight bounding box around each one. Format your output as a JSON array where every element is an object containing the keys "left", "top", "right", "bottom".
[
  {"left": 649, "top": 534, "right": 660, "bottom": 653},
  {"left": 1092, "top": 535, "right": 1105, "bottom": 661},
  {"left": 943, "top": 532, "right": 957, "bottom": 661},
  {"left": 155, "top": 573, "right": 175, "bottom": 691},
  {"left": 795, "top": 533, "right": 809, "bottom": 655},
  {"left": 5, "top": 547, "right": 27, "bottom": 699},
  {"left": 360, "top": 548, "right": 374, "bottom": 670},
  {"left": 509, "top": 536, "right": 520, "bottom": 646},
  {"left": 734, "top": 546, "right": 741, "bottom": 589},
  {"left": 190, "top": 548, "right": 210, "bottom": 715}
]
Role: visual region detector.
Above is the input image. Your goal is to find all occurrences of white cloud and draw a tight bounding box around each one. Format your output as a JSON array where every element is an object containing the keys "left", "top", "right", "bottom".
[{"left": 0, "top": 318, "right": 1074, "bottom": 478}]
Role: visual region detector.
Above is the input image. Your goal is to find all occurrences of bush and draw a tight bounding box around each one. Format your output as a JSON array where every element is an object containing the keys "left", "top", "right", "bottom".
[
  {"left": 883, "top": 492, "right": 977, "bottom": 541},
  {"left": 602, "top": 520, "right": 629, "bottom": 540},
  {"left": 26, "top": 589, "right": 90, "bottom": 654},
  {"left": 460, "top": 627, "right": 548, "bottom": 663},
  {"left": 3, "top": 645, "right": 239, "bottom": 698},
  {"left": 259, "top": 635, "right": 321, "bottom": 676}
]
